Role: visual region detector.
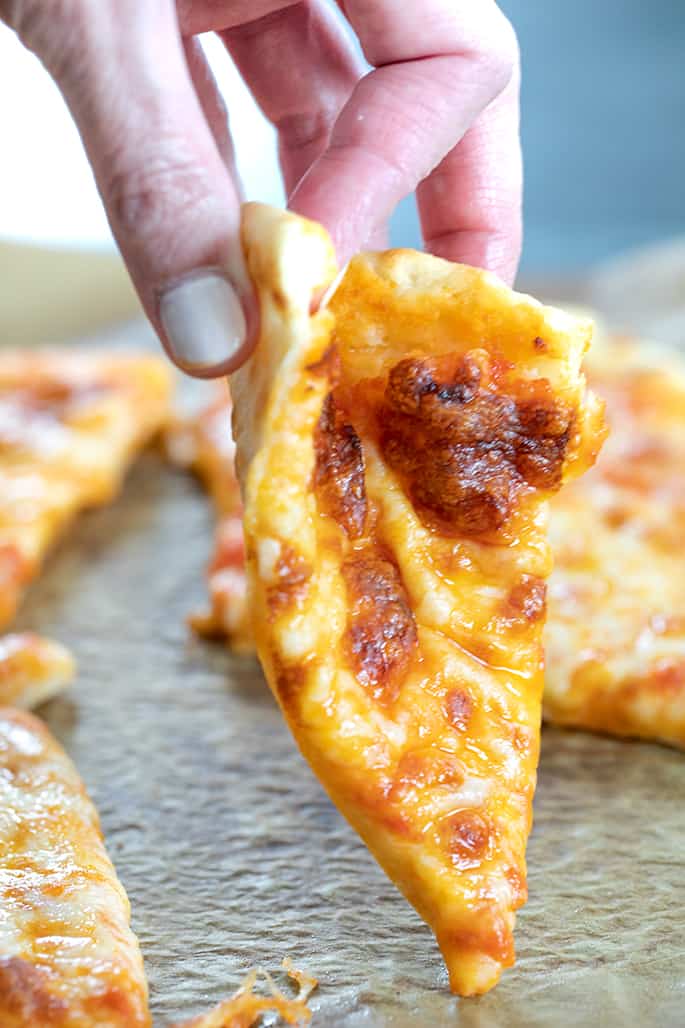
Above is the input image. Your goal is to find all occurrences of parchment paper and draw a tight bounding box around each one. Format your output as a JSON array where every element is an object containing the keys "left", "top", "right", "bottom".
[{"left": 12, "top": 322, "right": 685, "bottom": 1028}]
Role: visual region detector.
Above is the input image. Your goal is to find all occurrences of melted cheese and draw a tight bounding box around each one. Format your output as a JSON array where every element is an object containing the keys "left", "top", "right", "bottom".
[
  {"left": 0, "top": 349, "right": 172, "bottom": 628},
  {"left": 0, "top": 708, "right": 150, "bottom": 1027},
  {"left": 174, "top": 960, "right": 316, "bottom": 1028},
  {"left": 0, "top": 633, "right": 74, "bottom": 709},
  {"left": 546, "top": 337, "right": 685, "bottom": 747},
  {"left": 231, "top": 204, "right": 603, "bottom": 995}
]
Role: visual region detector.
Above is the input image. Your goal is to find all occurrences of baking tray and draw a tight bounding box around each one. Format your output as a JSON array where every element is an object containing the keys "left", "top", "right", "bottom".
[{"left": 12, "top": 321, "right": 685, "bottom": 1027}]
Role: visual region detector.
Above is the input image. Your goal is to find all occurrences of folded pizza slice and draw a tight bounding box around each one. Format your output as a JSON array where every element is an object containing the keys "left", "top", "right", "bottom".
[
  {"left": 166, "top": 325, "right": 685, "bottom": 753},
  {"left": 0, "top": 349, "right": 173, "bottom": 627},
  {"left": 547, "top": 335, "right": 685, "bottom": 748},
  {"left": 165, "top": 384, "right": 251, "bottom": 648},
  {"left": 231, "top": 204, "right": 604, "bottom": 995},
  {"left": 0, "top": 707, "right": 150, "bottom": 1027},
  {"left": 0, "top": 632, "right": 75, "bottom": 709}
]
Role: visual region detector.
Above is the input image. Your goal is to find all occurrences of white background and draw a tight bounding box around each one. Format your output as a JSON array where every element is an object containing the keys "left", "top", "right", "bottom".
[{"left": 0, "top": 27, "right": 284, "bottom": 249}]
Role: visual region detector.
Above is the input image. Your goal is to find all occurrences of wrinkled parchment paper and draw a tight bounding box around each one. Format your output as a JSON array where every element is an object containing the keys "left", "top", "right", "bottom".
[{"left": 14, "top": 323, "right": 685, "bottom": 1027}]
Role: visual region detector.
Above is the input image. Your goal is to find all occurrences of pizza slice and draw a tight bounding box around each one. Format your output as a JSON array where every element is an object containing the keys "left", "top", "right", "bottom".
[
  {"left": 0, "top": 632, "right": 74, "bottom": 709},
  {"left": 546, "top": 335, "right": 685, "bottom": 748},
  {"left": 0, "top": 707, "right": 150, "bottom": 1027},
  {"left": 0, "top": 349, "right": 173, "bottom": 627},
  {"left": 230, "top": 204, "right": 604, "bottom": 995},
  {"left": 166, "top": 384, "right": 251, "bottom": 649}
]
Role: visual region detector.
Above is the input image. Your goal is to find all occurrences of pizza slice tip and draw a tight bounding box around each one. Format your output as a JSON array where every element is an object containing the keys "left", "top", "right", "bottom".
[
  {"left": 0, "top": 632, "right": 75, "bottom": 709},
  {"left": 231, "top": 203, "right": 604, "bottom": 995}
]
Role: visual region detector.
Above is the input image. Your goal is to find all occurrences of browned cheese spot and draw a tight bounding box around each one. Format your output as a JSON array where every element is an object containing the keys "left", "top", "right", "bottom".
[
  {"left": 10, "top": 380, "right": 107, "bottom": 418},
  {"left": 84, "top": 984, "right": 146, "bottom": 1024},
  {"left": 603, "top": 441, "right": 674, "bottom": 495},
  {"left": 314, "top": 393, "right": 368, "bottom": 538},
  {"left": 442, "top": 916, "right": 514, "bottom": 966},
  {"left": 443, "top": 809, "right": 492, "bottom": 869},
  {"left": 306, "top": 343, "right": 341, "bottom": 379},
  {"left": 504, "top": 575, "right": 547, "bottom": 624},
  {"left": 392, "top": 750, "right": 465, "bottom": 794},
  {"left": 604, "top": 506, "right": 631, "bottom": 530},
  {"left": 0, "top": 957, "right": 68, "bottom": 1022},
  {"left": 379, "top": 354, "right": 574, "bottom": 535},
  {"left": 505, "top": 865, "right": 528, "bottom": 906},
  {"left": 342, "top": 548, "right": 417, "bottom": 703},
  {"left": 511, "top": 725, "right": 532, "bottom": 754},
  {"left": 443, "top": 688, "right": 474, "bottom": 730},
  {"left": 267, "top": 546, "right": 311, "bottom": 617},
  {"left": 274, "top": 659, "right": 307, "bottom": 706},
  {"left": 642, "top": 659, "right": 685, "bottom": 694}
]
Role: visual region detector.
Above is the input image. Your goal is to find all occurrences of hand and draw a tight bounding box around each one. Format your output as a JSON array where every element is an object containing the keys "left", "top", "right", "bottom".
[{"left": 2, "top": 1, "right": 521, "bottom": 377}]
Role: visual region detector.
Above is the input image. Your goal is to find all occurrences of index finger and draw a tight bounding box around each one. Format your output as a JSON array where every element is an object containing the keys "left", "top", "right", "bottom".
[{"left": 289, "top": 0, "right": 521, "bottom": 279}]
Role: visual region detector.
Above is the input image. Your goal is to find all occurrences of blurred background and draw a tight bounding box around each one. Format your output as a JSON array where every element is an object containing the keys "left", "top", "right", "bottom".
[
  {"left": 1, "top": 1, "right": 684, "bottom": 343},
  {"left": 396, "top": 0, "right": 685, "bottom": 272}
]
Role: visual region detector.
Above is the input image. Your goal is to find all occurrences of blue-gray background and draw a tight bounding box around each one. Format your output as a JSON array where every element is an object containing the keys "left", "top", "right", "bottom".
[{"left": 391, "top": 0, "right": 685, "bottom": 274}]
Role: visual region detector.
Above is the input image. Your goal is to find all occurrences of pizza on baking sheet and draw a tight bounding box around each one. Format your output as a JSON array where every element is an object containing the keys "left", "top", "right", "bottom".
[
  {"left": 0, "top": 708, "right": 150, "bottom": 1027},
  {"left": 173, "top": 325, "right": 685, "bottom": 757},
  {"left": 0, "top": 632, "right": 74, "bottom": 709},
  {"left": 230, "top": 204, "right": 604, "bottom": 995},
  {"left": 175, "top": 959, "right": 317, "bottom": 1028},
  {"left": 0, "top": 349, "right": 173, "bottom": 628},
  {"left": 546, "top": 335, "right": 685, "bottom": 748},
  {"left": 165, "top": 384, "right": 252, "bottom": 649}
]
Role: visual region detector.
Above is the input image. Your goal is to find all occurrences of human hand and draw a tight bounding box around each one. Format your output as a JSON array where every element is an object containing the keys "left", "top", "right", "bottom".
[{"left": 2, "top": 1, "right": 521, "bottom": 377}]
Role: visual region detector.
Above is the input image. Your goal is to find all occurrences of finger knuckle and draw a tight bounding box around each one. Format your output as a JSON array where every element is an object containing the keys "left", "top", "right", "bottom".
[
  {"left": 105, "top": 146, "right": 214, "bottom": 258},
  {"left": 278, "top": 108, "right": 335, "bottom": 156},
  {"left": 481, "top": 9, "right": 520, "bottom": 95},
  {"left": 7, "top": 0, "right": 82, "bottom": 74}
]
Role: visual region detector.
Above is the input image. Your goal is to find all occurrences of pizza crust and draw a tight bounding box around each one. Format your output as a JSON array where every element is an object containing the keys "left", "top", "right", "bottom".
[
  {"left": 165, "top": 385, "right": 252, "bottom": 650},
  {"left": 231, "top": 203, "right": 603, "bottom": 995},
  {"left": 0, "top": 708, "right": 150, "bottom": 1027}
]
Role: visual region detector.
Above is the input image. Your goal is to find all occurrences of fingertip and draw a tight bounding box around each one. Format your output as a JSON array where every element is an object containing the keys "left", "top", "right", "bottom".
[
  {"left": 158, "top": 268, "right": 258, "bottom": 379},
  {"left": 488, "top": 232, "right": 523, "bottom": 288},
  {"left": 427, "top": 226, "right": 522, "bottom": 287}
]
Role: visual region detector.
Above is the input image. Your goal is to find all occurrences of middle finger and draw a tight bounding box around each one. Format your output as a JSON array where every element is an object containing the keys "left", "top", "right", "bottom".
[{"left": 221, "top": 0, "right": 364, "bottom": 197}]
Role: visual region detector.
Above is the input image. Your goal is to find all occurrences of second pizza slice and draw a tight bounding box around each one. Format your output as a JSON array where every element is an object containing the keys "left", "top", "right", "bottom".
[
  {"left": 546, "top": 335, "right": 685, "bottom": 747},
  {"left": 231, "top": 205, "right": 604, "bottom": 995},
  {"left": 0, "top": 348, "right": 172, "bottom": 627},
  {"left": 0, "top": 708, "right": 150, "bottom": 1027}
]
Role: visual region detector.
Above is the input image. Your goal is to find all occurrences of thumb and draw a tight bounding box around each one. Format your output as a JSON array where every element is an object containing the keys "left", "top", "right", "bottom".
[{"left": 7, "top": 0, "right": 253, "bottom": 377}]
